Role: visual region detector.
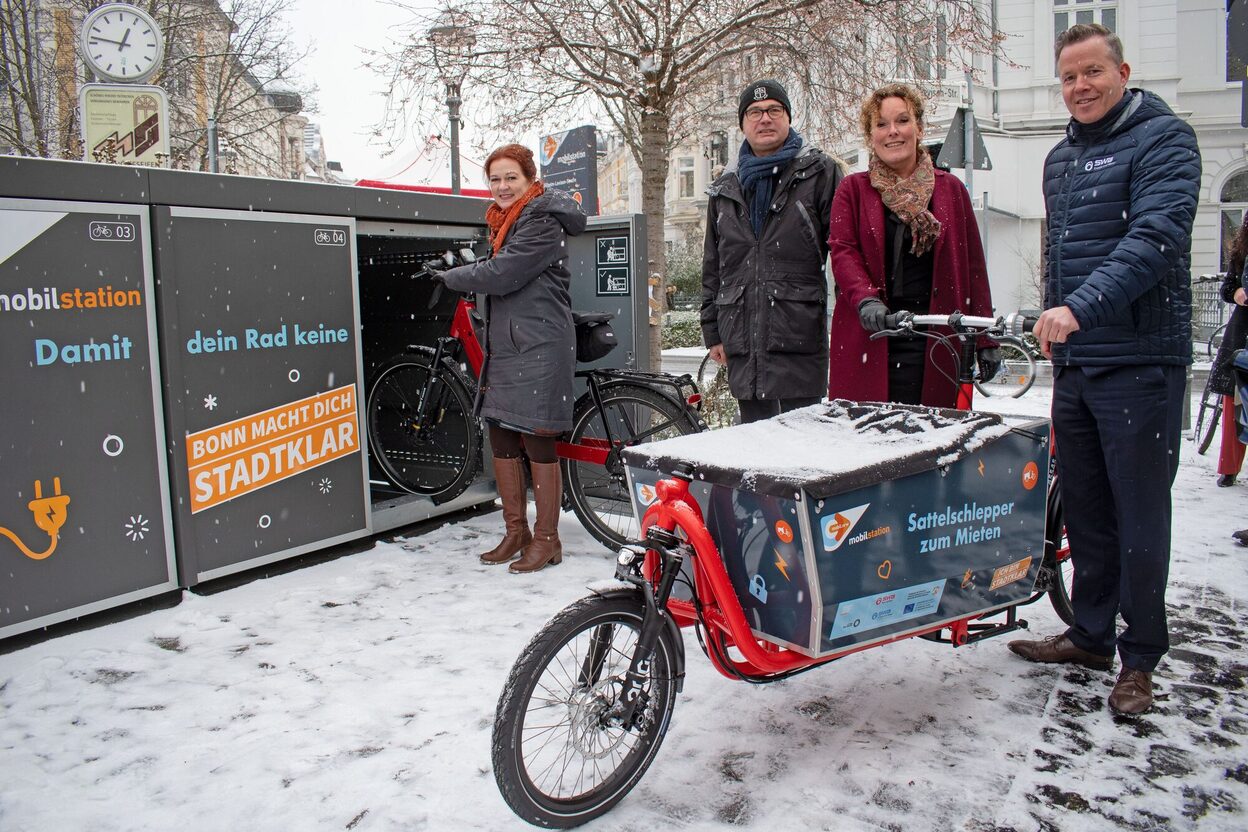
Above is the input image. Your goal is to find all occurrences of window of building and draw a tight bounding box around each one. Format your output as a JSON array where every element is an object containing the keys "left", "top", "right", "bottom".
[
  {"left": 288, "top": 136, "right": 301, "bottom": 179},
  {"left": 1229, "top": 0, "right": 1246, "bottom": 83},
  {"left": 909, "top": 13, "right": 948, "bottom": 80},
  {"left": 1054, "top": 0, "right": 1117, "bottom": 73},
  {"left": 1221, "top": 169, "right": 1248, "bottom": 273},
  {"left": 677, "top": 157, "right": 695, "bottom": 199}
]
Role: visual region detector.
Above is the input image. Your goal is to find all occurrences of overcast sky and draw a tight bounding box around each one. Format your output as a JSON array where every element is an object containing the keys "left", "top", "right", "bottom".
[{"left": 287, "top": 0, "right": 472, "bottom": 183}]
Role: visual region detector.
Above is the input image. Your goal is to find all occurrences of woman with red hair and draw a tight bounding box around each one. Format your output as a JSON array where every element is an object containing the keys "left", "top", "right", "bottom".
[{"left": 439, "top": 143, "right": 587, "bottom": 573}]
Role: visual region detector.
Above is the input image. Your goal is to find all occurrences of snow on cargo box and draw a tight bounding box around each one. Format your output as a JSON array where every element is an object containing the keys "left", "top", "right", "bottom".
[{"left": 622, "top": 400, "right": 1052, "bottom": 658}]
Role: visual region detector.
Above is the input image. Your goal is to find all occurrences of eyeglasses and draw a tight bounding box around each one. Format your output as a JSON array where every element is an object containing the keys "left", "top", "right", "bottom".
[{"left": 743, "top": 105, "right": 787, "bottom": 122}]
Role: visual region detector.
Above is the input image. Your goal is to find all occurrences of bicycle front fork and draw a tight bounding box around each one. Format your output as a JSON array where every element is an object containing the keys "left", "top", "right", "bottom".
[
  {"left": 604, "top": 526, "right": 687, "bottom": 728},
  {"left": 412, "top": 336, "right": 460, "bottom": 441}
]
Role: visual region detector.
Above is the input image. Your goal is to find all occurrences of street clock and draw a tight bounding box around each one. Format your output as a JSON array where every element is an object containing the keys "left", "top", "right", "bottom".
[{"left": 80, "top": 3, "right": 164, "bottom": 84}]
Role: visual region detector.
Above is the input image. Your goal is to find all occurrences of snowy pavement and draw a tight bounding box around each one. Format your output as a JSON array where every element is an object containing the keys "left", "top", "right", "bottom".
[{"left": 1, "top": 389, "right": 1246, "bottom": 831}]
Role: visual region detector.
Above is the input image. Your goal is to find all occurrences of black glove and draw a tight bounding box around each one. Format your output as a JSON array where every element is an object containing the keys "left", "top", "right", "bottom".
[
  {"left": 423, "top": 251, "right": 455, "bottom": 278},
  {"left": 858, "top": 299, "right": 889, "bottom": 333},
  {"left": 977, "top": 347, "right": 1003, "bottom": 382}
]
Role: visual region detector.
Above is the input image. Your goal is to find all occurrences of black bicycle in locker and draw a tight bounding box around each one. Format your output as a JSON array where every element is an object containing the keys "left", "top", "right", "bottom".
[{"left": 365, "top": 250, "right": 707, "bottom": 549}]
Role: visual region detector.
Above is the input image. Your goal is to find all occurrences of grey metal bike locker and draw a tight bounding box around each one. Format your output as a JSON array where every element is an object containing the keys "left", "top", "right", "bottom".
[
  {"left": 0, "top": 157, "right": 501, "bottom": 620},
  {"left": 565, "top": 214, "right": 650, "bottom": 371},
  {"left": 0, "top": 167, "right": 178, "bottom": 638}
]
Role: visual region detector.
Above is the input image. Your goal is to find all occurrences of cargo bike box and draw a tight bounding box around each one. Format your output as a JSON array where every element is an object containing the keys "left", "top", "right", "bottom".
[{"left": 622, "top": 400, "right": 1052, "bottom": 658}]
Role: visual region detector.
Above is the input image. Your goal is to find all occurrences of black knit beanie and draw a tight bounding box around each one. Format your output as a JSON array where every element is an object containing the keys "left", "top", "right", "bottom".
[{"left": 738, "top": 79, "right": 792, "bottom": 127}]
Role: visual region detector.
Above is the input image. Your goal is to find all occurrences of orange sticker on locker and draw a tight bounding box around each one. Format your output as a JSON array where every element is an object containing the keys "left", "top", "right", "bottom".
[
  {"left": 186, "top": 385, "right": 359, "bottom": 513},
  {"left": 774, "top": 520, "right": 793, "bottom": 543},
  {"left": 990, "top": 556, "right": 1033, "bottom": 591}
]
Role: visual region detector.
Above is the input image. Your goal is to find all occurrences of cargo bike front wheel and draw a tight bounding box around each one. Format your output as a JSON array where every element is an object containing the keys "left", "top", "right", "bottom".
[{"left": 491, "top": 593, "right": 681, "bottom": 829}]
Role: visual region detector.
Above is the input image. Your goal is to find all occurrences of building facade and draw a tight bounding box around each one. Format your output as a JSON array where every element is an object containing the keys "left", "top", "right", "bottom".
[{"left": 913, "top": 0, "right": 1245, "bottom": 313}]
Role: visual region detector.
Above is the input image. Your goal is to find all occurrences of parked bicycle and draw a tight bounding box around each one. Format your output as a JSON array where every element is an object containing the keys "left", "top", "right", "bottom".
[
  {"left": 365, "top": 250, "right": 707, "bottom": 549},
  {"left": 491, "top": 310, "right": 1074, "bottom": 828},
  {"left": 973, "top": 334, "right": 1039, "bottom": 398}
]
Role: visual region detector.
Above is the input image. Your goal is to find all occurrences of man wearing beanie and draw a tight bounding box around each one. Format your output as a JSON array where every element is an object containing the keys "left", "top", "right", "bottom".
[{"left": 700, "top": 79, "right": 842, "bottom": 423}]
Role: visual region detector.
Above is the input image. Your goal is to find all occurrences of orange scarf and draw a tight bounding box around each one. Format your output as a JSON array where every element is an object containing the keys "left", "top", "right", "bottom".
[{"left": 485, "top": 180, "right": 545, "bottom": 254}]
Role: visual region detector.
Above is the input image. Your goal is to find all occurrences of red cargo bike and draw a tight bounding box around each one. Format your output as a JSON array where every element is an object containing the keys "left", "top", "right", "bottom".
[{"left": 490, "top": 311, "right": 1073, "bottom": 828}]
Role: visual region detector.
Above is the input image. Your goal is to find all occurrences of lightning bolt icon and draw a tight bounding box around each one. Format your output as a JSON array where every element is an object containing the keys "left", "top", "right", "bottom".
[
  {"left": 977, "top": 459, "right": 985, "bottom": 477},
  {"left": 773, "top": 548, "right": 790, "bottom": 581}
]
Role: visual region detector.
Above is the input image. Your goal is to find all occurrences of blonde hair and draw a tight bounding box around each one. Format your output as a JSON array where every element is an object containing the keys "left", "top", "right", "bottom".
[{"left": 859, "top": 83, "right": 926, "bottom": 147}]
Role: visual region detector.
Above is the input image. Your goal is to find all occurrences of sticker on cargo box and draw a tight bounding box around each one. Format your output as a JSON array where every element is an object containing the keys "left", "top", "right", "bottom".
[
  {"left": 635, "top": 482, "right": 657, "bottom": 506},
  {"left": 819, "top": 503, "right": 869, "bottom": 551},
  {"left": 990, "top": 556, "right": 1033, "bottom": 591},
  {"left": 827, "top": 578, "right": 946, "bottom": 639}
]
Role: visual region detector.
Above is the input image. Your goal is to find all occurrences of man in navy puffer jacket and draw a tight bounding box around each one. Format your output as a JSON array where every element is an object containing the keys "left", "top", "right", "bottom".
[{"left": 1008, "top": 24, "right": 1200, "bottom": 716}]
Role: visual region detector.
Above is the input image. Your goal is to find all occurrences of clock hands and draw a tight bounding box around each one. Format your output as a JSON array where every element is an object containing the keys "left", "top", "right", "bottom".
[{"left": 88, "top": 27, "right": 132, "bottom": 50}]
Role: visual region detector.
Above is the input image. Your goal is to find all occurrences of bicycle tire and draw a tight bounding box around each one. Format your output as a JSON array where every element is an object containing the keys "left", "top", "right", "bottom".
[
  {"left": 563, "top": 383, "right": 700, "bottom": 551},
  {"left": 1193, "top": 381, "right": 1223, "bottom": 456},
  {"left": 1197, "top": 394, "right": 1223, "bottom": 455},
  {"left": 1044, "top": 477, "right": 1075, "bottom": 627},
  {"left": 973, "top": 336, "right": 1037, "bottom": 399},
  {"left": 366, "top": 349, "right": 481, "bottom": 501},
  {"left": 492, "top": 593, "right": 679, "bottom": 829},
  {"left": 695, "top": 351, "right": 739, "bottom": 429},
  {"left": 1207, "top": 322, "right": 1228, "bottom": 361}
]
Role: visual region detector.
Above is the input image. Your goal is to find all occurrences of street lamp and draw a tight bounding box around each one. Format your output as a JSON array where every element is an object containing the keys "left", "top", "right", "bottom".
[{"left": 428, "top": 16, "right": 475, "bottom": 195}]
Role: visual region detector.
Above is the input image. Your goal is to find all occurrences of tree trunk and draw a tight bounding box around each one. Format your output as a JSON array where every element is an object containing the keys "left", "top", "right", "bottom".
[{"left": 638, "top": 108, "right": 670, "bottom": 372}]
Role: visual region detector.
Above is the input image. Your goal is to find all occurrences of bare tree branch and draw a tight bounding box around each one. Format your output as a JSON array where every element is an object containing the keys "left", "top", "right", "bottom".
[{"left": 373, "top": 0, "right": 1000, "bottom": 368}]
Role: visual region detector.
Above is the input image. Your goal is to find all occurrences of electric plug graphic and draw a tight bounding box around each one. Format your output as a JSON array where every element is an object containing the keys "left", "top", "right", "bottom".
[
  {"left": 29, "top": 477, "right": 71, "bottom": 537},
  {"left": 2, "top": 477, "right": 71, "bottom": 560}
]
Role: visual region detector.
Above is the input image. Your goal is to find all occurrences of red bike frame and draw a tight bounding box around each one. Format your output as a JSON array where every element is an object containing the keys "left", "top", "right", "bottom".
[{"left": 448, "top": 296, "right": 485, "bottom": 376}]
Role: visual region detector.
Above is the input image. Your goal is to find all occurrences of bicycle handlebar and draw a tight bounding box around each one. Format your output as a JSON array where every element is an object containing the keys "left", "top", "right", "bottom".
[{"left": 871, "top": 310, "right": 1037, "bottom": 339}]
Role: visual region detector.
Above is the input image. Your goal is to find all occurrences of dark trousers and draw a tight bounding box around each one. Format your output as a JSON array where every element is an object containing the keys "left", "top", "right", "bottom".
[
  {"left": 737, "top": 396, "right": 820, "bottom": 424},
  {"left": 1052, "top": 364, "right": 1185, "bottom": 672}
]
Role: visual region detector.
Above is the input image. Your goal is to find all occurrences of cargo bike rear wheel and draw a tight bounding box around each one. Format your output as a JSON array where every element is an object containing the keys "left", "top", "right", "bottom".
[{"left": 491, "top": 593, "right": 680, "bottom": 829}]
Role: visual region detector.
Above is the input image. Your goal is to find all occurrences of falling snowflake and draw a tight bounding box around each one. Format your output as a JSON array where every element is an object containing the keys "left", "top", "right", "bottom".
[
  {"left": 124, "top": 515, "right": 149, "bottom": 541},
  {"left": 317, "top": 477, "right": 333, "bottom": 494},
  {"left": 203, "top": 394, "right": 218, "bottom": 410}
]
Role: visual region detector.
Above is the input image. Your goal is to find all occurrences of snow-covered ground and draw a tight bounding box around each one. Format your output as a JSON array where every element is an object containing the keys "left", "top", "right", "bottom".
[{"left": 2, "top": 388, "right": 1246, "bottom": 831}]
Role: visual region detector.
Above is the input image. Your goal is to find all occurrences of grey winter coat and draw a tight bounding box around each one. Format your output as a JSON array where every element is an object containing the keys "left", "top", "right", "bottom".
[
  {"left": 441, "top": 189, "right": 587, "bottom": 433},
  {"left": 700, "top": 142, "right": 842, "bottom": 400}
]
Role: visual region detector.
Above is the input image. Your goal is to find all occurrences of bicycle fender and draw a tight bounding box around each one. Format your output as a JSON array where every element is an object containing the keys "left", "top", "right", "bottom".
[
  {"left": 594, "top": 379, "right": 697, "bottom": 428},
  {"left": 584, "top": 585, "right": 686, "bottom": 692}
]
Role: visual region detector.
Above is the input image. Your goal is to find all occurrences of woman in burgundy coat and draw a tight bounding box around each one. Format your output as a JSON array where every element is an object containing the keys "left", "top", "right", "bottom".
[{"left": 827, "top": 83, "right": 996, "bottom": 408}]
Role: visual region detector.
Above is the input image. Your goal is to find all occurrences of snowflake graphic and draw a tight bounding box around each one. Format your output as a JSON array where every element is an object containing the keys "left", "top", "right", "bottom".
[
  {"left": 317, "top": 477, "right": 333, "bottom": 494},
  {"left": 124, "top": 515, "right": 150, "bottom": 541},
  {"left": 203, "top": 394, "right": 218, "bottom": 410}
]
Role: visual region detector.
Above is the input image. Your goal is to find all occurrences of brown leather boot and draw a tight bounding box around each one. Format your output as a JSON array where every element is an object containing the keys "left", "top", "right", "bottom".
[
  {"left": 510, "top": 461, "right": 562, "bottom": 573},
  {"left": 480, "top": 457, "right": 532, "bottom": 565}
]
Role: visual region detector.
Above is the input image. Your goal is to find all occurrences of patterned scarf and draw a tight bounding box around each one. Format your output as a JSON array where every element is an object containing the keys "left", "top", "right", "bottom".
[
  {"left": 868, "top": 148, "right": 941, "bottom": 257},
  {"left": 737, "top": 129, "right": 803, "bottom": 236},
  {"left": 486, "top": 180, "right": 545, "bottom": 254}
]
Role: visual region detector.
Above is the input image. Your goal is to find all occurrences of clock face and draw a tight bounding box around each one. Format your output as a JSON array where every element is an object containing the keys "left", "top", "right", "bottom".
[{"left": 81, "top": 4, "right": 164, "bottom": 83}]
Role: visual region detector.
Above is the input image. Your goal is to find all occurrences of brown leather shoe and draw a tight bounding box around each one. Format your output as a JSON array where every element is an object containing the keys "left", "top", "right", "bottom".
[
  {"left": 1007, "top": 633, "right": 1113, "bottom": 671},
  {"left": 510, "top": 461, "right": 563, "bottom": 573},
  {"left": 480, "top": 457, "right": 532, "bottom": 565},
  {"left": 1108, "top": 667, "right": 1154, "bottom": 715}
]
